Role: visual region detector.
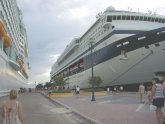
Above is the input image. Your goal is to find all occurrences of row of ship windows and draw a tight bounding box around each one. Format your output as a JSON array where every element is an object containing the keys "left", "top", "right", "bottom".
[
  {"left": 5, "top": 0, "right": 19, "bottom": 32},
  {"left": 0, "top": 10, "right": 18, "bottom": 49},
  {"left": 81, "top": 21, "right": 107, "bottom": 44},
  {"left": 20, "top": 40, "right": 24, "bottom": 45},
  {"left": 20, "top": 44, "right": 24, "bottom": 49},
  {"left": 57, "top": 47, "right": 108, "bottom": 77},
  {"left": 1, "top": 0, "right": 20, "bottom": 43},
  {"left": 0, "top": 1, "right": 24, "bottom": 54},
  {"left": 0, "top": 38, "right": 18, "bottom": 62},
  {"left": 81, "top": 26, "right": 110, "bottom": 48},
  {"left": 56, "top": 67, "right": 84, "bottom": 78},
  {"left": 81, "top": 15, "right": 165, "bottom": 46},
  {"left": 107, "top": 15, "right": 165, "bottom": 23},
  {"left": 20, "top": 49, "right": 24, "bottom": 54}
]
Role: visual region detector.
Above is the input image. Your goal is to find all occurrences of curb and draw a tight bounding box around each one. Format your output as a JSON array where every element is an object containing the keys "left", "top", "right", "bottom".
[
  {"left": 113, "top": 92, "right": 146, "bottom": 98},
  {"left": 41, "top": 92, "right": 102, "bottom": 124},
  {"left": 50, "top": 93, "right": 73, "bottom": 97},
  {"left": 81, "top": 91, "right": 107, "bottom": 96}
]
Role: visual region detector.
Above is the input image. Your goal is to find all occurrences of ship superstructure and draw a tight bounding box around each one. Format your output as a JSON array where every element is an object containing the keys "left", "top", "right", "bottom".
[
  {"left": 51, "top": 7, "right": 165, "bottom": 88},
  {"left": 0, "top": 0, "right": 29, "bottom": 92}
]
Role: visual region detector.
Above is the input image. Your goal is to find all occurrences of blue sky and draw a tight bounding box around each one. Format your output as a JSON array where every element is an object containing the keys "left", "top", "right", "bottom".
[{"left": 17, "top": 0, "right": 165, "bottom": 85}]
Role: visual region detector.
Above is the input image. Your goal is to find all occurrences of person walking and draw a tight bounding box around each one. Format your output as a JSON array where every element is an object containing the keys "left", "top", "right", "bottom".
[
  {"left": 120, "top": 86, "right": 123, "bottom": 92},
  {"left": 147, "top": 85, "right": 152, "bottom": 105},
  {"left": 162, "top": 75, "right": 165, "bottom": 89},
  {"left": 151, "top": 78, "right": 165, "bottom": 124},
  {"left": 107, "top": 87, "right": 110, "bottom": 94},
  {"left": 139, "top": 83, "right": 145, "bottom": 103},
  {"left": 76, "top": 86, "right": 80, "bottom": 95},
  {"left": 114, "top": 87, "right": 117, "bottom": 93},
  {"left": 1, "top": 89, "right": 23, "bottom": 124}
]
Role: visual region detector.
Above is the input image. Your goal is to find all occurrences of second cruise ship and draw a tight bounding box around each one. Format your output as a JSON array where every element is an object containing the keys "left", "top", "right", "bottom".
[{"left": 51, "top": 7, "right": 165, "bottom": 89}]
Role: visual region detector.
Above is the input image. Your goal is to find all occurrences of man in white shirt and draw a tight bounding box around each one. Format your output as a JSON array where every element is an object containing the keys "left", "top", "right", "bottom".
[
  {"left": 76, "top": 86, "right": 80, "bottom": 95},
  {"left": 120, "top": 86, "right": 123, "bottom": 92}
]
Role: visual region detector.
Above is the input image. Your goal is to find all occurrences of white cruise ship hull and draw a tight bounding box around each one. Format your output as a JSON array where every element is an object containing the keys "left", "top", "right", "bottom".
[
  {"left": 0, "top": 50, "right": 27, "bottom": 93},
  {"left": 0, "top": 0, "right": 29, "bottom": 94},
  {"left": 51, "top": 7, "right": 165, "bottom": 89}
]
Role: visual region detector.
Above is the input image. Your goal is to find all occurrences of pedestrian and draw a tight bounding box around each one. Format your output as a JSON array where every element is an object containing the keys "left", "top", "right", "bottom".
[
  {"left": 48, "top": 91, "right": 51, "bottom": 97},
  {"left": 120, "top": 86, "right": 123, "bottom": 92},
  {"left": 76, "top": 86, "right": 80, "bottom": 95},
  {"left": 162, "top": 75, "right": 165, "bottom": 89},
  {"left": 147, "top": 85, "right": 152, "bottom": 105},
  {"left": 1, "top": 89, "right": 23, "bottom": 124},
  {"left": 113, "top": 87, "right": 117, "bottom": 93},
  {"left": 48, "top": 87, "right": 51, "bottom": 97},
  {"left": 107, "top": 87, "right": 110, "bottom": 94},
  {"left": 139, "top": 83, "right": 145, "bottom": 103},
  {"left": 151, "top": 78, "right": 165, "bottom": 124}
]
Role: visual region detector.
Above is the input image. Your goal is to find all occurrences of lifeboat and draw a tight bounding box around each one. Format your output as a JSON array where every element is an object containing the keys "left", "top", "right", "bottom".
[
  {"left": 18, "top": 59, "right": 24, "bottom": 70},
  {"left": 0, "top": 20, "right": 5, "bottom": 36},
  {"left": 0, "top": 20, "right": 12, "bottom": 48},
  {"left": 3, "top": 34, "right": 11, "bottom": 48}
]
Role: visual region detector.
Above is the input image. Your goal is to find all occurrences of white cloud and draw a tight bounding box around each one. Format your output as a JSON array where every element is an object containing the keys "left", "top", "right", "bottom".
[
  {"left": 49, "top": 54, "right": 60, "bottom": 64},
  {"left": 28, "top": 54, "right": 60, "bottom": 83},
  {"left": 57, "top": 6, "right": 89, "bottom": 19},
  {"left": 29, "top": 69, "right": 50, "bottom": 83}
]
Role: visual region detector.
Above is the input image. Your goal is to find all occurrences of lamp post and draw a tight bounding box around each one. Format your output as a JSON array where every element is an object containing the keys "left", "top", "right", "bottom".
[
  {"left": 35, "top": 81, "right": 36, "bottom": 91},
  {"left": 89, "top": 39, "right": 95, "bottom": 101}
]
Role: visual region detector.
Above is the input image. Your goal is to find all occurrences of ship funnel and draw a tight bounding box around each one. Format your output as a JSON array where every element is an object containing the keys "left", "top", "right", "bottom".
[{"left": 105, "top": 6, "right": 115, "bottom": 12}]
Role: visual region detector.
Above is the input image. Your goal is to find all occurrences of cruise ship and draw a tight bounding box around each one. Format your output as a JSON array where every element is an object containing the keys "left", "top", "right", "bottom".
[
  {"left": 0, "top": 0, "right": 29, "bottom": 94},
  {"left": 51, "top": 7, "right": 165, "bottom": 89}
]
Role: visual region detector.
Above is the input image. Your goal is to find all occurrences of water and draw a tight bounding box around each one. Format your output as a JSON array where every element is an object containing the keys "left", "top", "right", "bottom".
[{"left": 0, "top": 90, "right": 9, "bottom": 97}]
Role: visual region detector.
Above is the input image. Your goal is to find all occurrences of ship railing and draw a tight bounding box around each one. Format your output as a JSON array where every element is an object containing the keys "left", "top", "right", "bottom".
[
  {"left": 79, "top": 64, "right": 84, "bottom": 67},
  {"left": 57, "top": 43, "right": 79, "bottom": 64},
  {"left": 0, "top": 90, "right": 10, "bottom": 97},
  {"left": 102, "top": 22, "right": 112, "bottom": 29}
]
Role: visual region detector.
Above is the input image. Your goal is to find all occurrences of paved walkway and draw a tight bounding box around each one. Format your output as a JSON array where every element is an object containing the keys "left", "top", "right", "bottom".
[
  {"left": 54, "top": 93, "right": 160, "bottom": 124},
  {"left": 0, "top": 93, "right": 91, "bottom": 124}
]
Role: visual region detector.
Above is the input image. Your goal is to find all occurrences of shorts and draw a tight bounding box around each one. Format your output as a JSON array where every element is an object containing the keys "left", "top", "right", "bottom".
[
  {"left": 152, "top": 98, "right": 164, "bottom": 108},
  {"left": 147, "top": 91, "right": 151, "bottom": 95},
  {"left": 76, "top": 91, "right": 79, "bottom": 94}
]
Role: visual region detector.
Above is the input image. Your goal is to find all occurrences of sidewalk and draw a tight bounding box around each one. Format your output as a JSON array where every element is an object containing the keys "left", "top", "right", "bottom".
[
  {"left": 1, "top": 93, "right": 93, "bottom": 124},
  {"left": 54, "top": 94, "right": 158, "bottom": 124}
]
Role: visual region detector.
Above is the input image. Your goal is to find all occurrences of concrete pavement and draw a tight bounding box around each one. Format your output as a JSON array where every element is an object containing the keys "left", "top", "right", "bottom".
[
  {"left": 0, "top": 92, "right": 163, "bottom": 124},
  {"left": 53, "top": 93, "right": 161, "bottom": 124},
  {"left": 0, "top": 93, "right": 93, "bottom": 124}
]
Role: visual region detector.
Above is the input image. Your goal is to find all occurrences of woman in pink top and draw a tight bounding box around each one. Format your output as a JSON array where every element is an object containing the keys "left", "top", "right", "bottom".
[{"left": 1, "top": 89, "right": 23, "bottom": 124}]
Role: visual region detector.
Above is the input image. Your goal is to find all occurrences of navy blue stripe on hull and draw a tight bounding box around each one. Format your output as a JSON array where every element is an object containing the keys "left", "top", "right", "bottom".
[
  {"left": 53, "top": 27, "right": 165, "bottom": 77},
  {"left": 53, "top": 30, "right": 144, "bottom": 76},
  {"left": 84, "top": 27, "right": 165, "bottom": 70}
]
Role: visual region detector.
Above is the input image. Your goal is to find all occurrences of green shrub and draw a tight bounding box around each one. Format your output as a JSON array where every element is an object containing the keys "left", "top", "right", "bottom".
[{"left": 83, "top": 88, "right": 104, "bottom": 92}]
